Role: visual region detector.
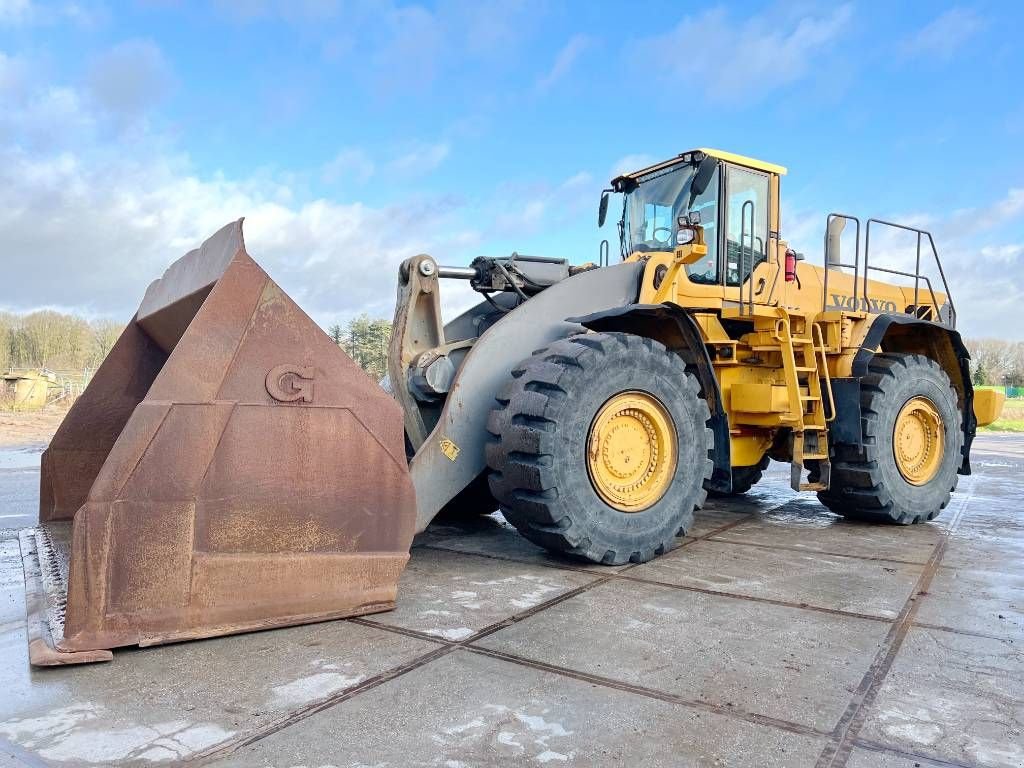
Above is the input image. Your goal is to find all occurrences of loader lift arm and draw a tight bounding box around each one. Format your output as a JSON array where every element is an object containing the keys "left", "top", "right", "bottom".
[{"left": 388, "top": 255, "right": 646, "bottom": 533}]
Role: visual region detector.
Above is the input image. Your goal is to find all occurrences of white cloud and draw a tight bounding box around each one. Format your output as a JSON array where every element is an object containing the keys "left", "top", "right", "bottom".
[
  {"left": 902, "top": 7, "right": 985, "bottom": 61},
  {"left": 0, "top": 142, "right": 476, "bottom": 325},
  {"left": 387, "top": 141, "right": 450, "bottom": 176},
  {"left": 0, "top": 56, "right": 479, "bottom": 327},
  {"left": 979, "top": 243, "right": 1024, "bottom": 263},
  {"left": 0, "top": 81, "right": 99, "bottom": 151},
  {"left": 537, "top": 34, "right": 592, "bottom": 91},
  {"left": 634, "top": 4, "right": 853, "bottom": 103},
  {"left": 321, "top": 148, "right": 375, "bottom": 185}
]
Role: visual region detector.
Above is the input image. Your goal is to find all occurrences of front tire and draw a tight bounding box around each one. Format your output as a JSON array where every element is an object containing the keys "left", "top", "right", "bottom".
[
  {"left": 486, "top": 332, "right": 713, "bottom": 565},
  {"left": 818, "top": 353, "right": 962, "bottom": 524}
]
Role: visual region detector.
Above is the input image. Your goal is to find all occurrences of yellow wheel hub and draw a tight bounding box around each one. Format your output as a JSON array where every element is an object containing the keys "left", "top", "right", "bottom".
[
  {"left": 586, "top": 391, "right": 677, "bottom": 512},
  {"left": 893, "top": 396, "right": 944, "bottom": 486}
]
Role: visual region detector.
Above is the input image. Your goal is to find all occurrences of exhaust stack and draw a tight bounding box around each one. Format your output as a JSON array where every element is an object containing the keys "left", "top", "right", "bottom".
[{"left": 826, "top": 216, "right": 847, "bottom": 272}]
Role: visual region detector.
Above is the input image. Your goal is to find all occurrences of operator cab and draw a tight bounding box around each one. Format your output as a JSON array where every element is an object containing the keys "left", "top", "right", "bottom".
[{"left": 599, "top": 149, "right": 785, "bottom": 289}]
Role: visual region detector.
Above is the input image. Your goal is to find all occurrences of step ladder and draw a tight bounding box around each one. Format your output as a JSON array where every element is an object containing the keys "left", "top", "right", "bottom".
[{"left": 771, "top": 319, "right": 835, "bottom": 492}]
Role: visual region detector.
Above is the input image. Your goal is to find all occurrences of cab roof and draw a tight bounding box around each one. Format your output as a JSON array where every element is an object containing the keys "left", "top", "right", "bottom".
[{"left": 611, "top": 148, "right": 787, "bottom": 190}]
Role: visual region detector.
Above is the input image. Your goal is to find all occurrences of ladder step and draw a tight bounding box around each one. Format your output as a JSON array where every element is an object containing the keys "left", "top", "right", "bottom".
[
  {"left": 799, "top": 482, "right": 829, "bottom": 492},
  {"left": 795, "top": 366, "right": 816, "bottom": 372},
  {"left": 799, "top": 395, "right": 820, "bottom": 401}
]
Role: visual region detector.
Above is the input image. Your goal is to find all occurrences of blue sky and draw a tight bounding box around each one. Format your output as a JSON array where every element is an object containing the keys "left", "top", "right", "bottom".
[{"left": 1, "top": 0, "right": 1022, "bottom": 338}]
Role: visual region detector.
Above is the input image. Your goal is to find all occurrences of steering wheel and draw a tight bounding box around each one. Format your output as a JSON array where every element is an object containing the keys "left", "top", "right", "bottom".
[{"left": 652, "top": 226, "right": 672, "bottom": 245}]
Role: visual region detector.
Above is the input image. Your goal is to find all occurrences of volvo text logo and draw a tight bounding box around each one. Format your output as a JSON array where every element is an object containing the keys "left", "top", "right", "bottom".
[{"left": 829, "top": 294, "right": 899, "bottom": 314}]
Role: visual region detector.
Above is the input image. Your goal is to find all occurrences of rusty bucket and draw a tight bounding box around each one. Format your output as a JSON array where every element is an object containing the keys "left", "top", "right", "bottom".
[{"left": 22, "top": 219, "right": 416, "bottom": 665}]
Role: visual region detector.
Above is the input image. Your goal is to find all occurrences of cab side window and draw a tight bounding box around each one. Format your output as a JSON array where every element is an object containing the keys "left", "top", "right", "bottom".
[{"left": 724, "top": 166, "right": 769, "bottom": 286}]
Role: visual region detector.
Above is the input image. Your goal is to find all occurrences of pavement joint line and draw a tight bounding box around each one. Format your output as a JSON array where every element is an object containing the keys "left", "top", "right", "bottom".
[
  {"left": 190, "top": 573, "right": 624, "bottom": 765},
  {"left": 360, "top": 571, "right": 622, "bottom": 648},
  {"left": 188, "top": 643, "right": 456, "bottom": 766},
  {"left": 422, "top": 507, "right": 902, "bottom": 625},
  {"left": 611, "top": 572, "right": 897, "bottom": 624},
  {"left": 348, "top": 570, "right": 885, "bottom": 741},
  {"left": 346, "top": 616, "right": 452, "bottom": 646},
  {"left": 703, "top": 534, "right": 934, "bottom": 567},
  {"left": 463, "top": 644, "right": 831, "bottom": 740},
  {"left": 814, "top": 475, "right": 977, "bottom": 768},
  {"left": 350, "top": 539, "right": 907, "bottom": 747},
  {"left": 4, "top": 464, "right": 1000, "bottom": 765},
  {"left": 851, "top": 736, "right": 986, "bottom": 768},
  {"left": 910, "top": 621, "right": 1018, "bottom": 643}
]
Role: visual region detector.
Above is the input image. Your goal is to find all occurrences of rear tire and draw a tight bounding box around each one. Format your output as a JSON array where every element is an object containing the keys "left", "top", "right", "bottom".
[
  {"left": 434, "top": 474, "right": 496, "bottom": 521},
  {"left": 485, "top": 332, "right": 713, "bottom": 565},
  {"left": 818, "top": 353, "right": 962, "bottom": 524},
  {"left": 709, "top": 455, "right": 770, "bottom": 497}
]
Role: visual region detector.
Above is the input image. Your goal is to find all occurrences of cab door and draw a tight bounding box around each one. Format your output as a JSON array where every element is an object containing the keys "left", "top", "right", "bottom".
[{"left": 721, "top": 164, "right": 774, "bottom": 307}]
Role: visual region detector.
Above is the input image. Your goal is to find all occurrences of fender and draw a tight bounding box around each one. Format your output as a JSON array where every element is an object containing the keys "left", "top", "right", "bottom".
[
  {"left": 568, "top": 303, "right": 732, "bottom": 493},
  {"left": 852, "top": 314, "right": 975, "bottom": 475},
  {"left": 409, "top": 261, "right": 644, "bottom": 532}
]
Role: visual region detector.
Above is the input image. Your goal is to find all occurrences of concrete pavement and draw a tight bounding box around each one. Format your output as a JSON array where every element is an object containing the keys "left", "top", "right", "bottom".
[{"left": 0, "top": 435, "right": 1020, "bottom": 767}]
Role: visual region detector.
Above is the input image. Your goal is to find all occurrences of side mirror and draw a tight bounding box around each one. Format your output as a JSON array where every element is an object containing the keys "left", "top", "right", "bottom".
[
  {"left": 691, "top": 156, "right": 717, "bottom": 198},
  {"left": 598, "top": 191, "right": 610, "bottom": 228}
]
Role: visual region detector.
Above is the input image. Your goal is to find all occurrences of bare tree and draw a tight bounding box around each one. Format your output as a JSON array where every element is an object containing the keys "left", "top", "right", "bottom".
[
  {"left": 964, "top": 338, "right": 1024, "bottom": 386},
  {"left": 87, "top": 320, "right": 124, "bottom": 369},
  {"left": 2, "top": 310, "right": 123, "bottom": 372}
]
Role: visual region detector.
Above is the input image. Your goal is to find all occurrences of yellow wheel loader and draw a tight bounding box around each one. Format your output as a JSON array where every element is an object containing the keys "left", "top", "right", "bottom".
[{"left": 21, "top": 148, "right": 1004, "bottom": 665}]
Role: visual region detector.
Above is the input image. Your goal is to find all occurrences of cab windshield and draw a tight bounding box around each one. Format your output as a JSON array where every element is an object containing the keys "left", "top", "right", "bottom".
[{"left": 622, "top": 160, "right": 720, "bottom": 284}]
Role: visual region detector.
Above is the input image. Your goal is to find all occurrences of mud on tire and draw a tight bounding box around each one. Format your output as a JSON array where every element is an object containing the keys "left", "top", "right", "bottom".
[
  {"left": 818, "top": 353, "right": 962, "bottom": 524},
  {"left": 485, "top": 332, "right": 714, "bottom": 565}
]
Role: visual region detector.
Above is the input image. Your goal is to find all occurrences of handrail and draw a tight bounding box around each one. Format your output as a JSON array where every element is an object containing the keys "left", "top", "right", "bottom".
[
  {"left": 812, "top": 323, "right": 836, "bottom": 423},
  {"left": 864, "top": 218, "right": 956, "bottom": 328},
  {"left": 740, "top": 199, "right": 755, "bottom": 315},
  {"left": 820, "top": 213, "right": 955, "bottom": 328},
  {"left": 861, "top": 265, "right": 940, "bottom": 319}
]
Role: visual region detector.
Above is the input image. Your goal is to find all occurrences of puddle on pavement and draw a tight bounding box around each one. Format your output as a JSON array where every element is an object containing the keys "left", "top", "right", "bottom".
[{"left": 0, "top": 444, "right": 44, "bottom": 470}]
